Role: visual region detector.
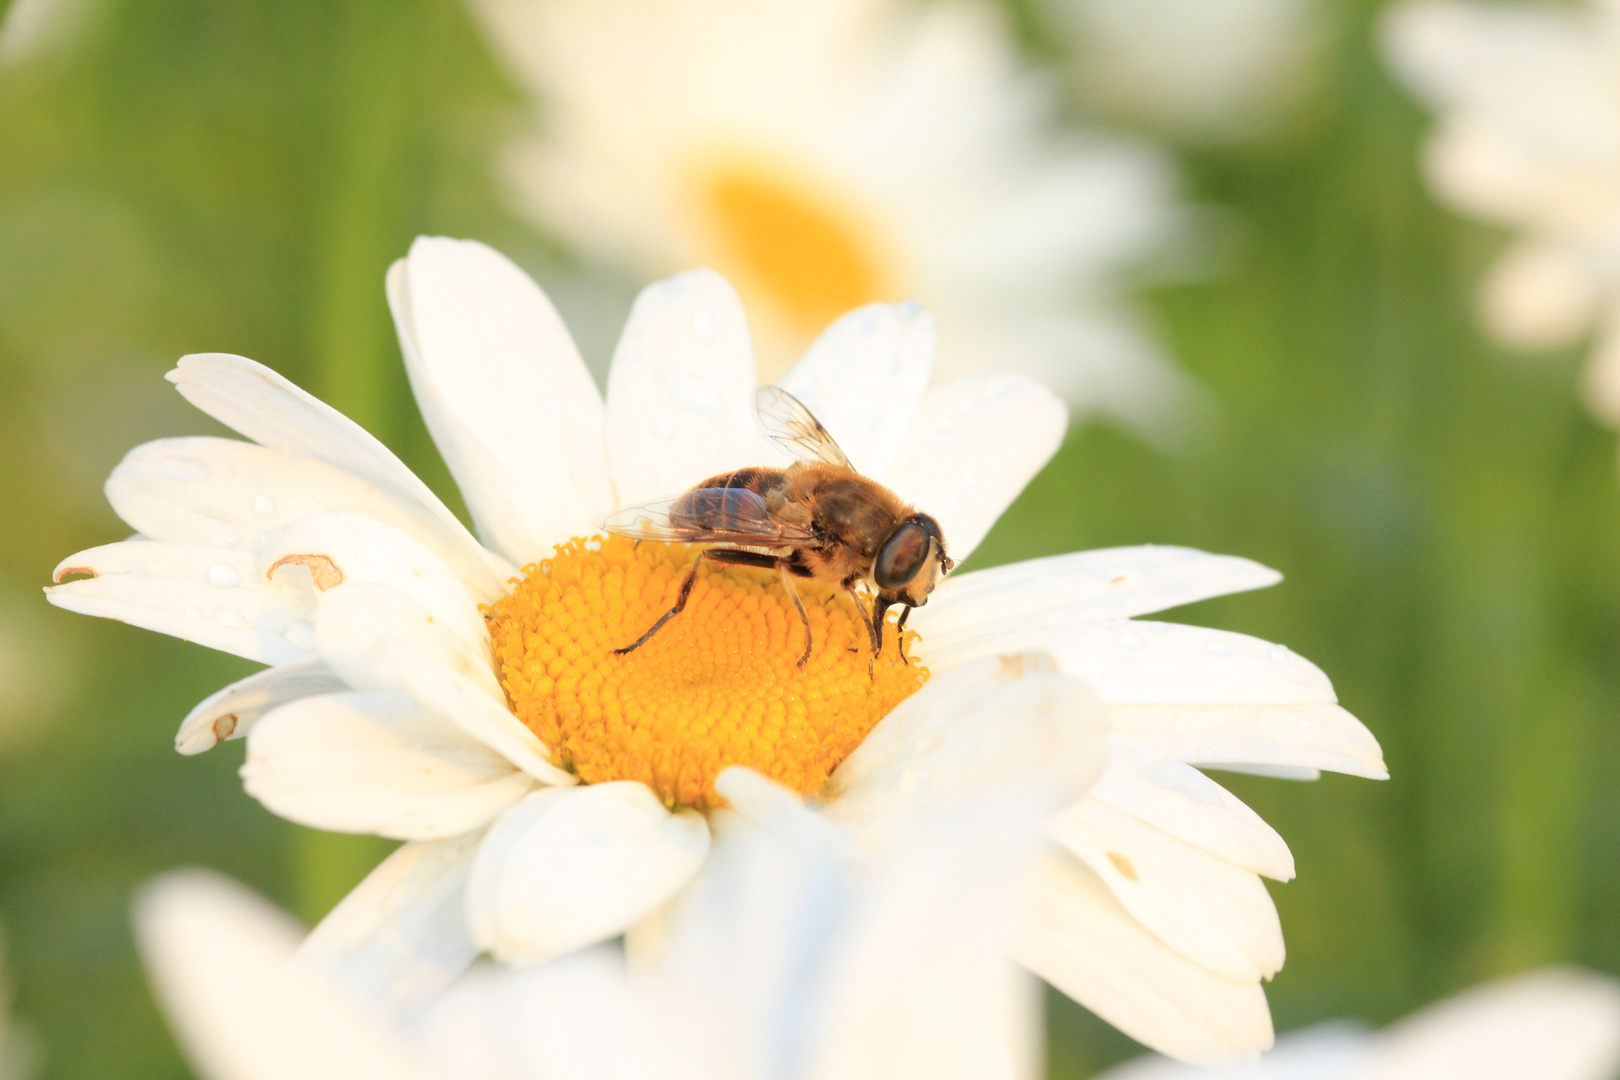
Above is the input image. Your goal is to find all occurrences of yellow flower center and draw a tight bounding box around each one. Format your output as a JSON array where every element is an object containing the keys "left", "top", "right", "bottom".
[
  {"left": 694, "top": 158, "right": 894, "bottom": 345},
  {"left": 485, "top": 535, "right": 927, "bottom": 811}
]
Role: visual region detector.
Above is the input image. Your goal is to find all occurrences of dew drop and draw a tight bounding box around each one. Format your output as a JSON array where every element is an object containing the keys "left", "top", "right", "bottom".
[
  {"left": 1205, "top": 639, "right": 1230, "bottom": 656},
  {"left": 283, "top": 620, "right": 316, "bottom": 650},
  {"left": 898, "top": 765, "right": 930, "bottom": 794},
  {"left": 691, "top": 309, "right": 717, "bottom": 342},
  {"left": 1089, "top": 569, "right": 1111, "bottom": 581},
  {"left": 897, "top": 299, "right": 922, "bottom": 321},
  {"left": 214, "top": 609, "right": 248, "bottom": 630},
  {"left": 184, "top": 607, "right": 203, "bottom": 620},
  {"left": 157, "top": 456, "right": 208, "bottom": 481},
  {"left": 211, "top": 526, "right": 241, "bottom": 547},
  {"left": 1118, "top": 633, "right": 1147, "bottom": 651},
  {"left": 1270, "top": 644, "right": 1291, "bottom": 663},
  {"left": 207, "top": 564, "right": 241, "bottom": 588},
  {"left": 960, "top": 470, "right": 978, "bottom": 487},
  {"left": 253, "top": 493, "right": 277, "bottom": 516}
]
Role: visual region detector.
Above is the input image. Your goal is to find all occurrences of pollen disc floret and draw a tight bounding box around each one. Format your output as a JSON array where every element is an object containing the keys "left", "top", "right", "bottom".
[{"left": 486, "top": 534, "right": 927, "bottom": 810}]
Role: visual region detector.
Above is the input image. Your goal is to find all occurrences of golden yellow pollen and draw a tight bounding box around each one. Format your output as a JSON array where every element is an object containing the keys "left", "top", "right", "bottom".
[
  {"left": 697, "top": 162, "right": 892, "bottom": 339},
  {"left": 485, "top": 535, "right": 927, "bottom": 811}
]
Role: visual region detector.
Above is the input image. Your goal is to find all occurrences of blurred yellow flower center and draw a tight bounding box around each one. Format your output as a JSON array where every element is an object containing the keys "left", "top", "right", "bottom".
[
  {"left": 698, "top": 163, "right": 891, "bottom": 338},
  {"left": 486, "top": 535, "right": 927, "bottom": 811}
]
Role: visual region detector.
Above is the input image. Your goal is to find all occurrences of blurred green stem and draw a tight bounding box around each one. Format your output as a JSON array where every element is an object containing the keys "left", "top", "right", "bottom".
[
  {"left": 311, "top": 0, "right": 418, "bottom": 441},
  {"left": 296, "top": 0, "right": 421, "bottom": 919}
]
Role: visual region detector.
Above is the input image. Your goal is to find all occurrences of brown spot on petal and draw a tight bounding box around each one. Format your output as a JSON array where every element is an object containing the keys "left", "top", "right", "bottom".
[
  {"left": 1109, "top": 575, "right": 1127, "bottom": 585},
  {"left": 996, "top": 652, "right": 1054, "bottom": 680},
  {"left": 1107, "top": 851, "right": 1139, "bottom": 881},
  {"left": 268, "top": 554, "right": 344, "bottom": 591},
  {"left": 53, "top": 567, "right": 97, "bottom": 583},
  {"left": 212, "top": 714, "right": 238, "bottom": 741}
]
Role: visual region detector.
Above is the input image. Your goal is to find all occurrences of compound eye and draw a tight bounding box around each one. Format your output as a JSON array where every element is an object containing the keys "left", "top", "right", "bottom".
[{"left": 874, "top": 522, "right": 931, "bottom": 591}]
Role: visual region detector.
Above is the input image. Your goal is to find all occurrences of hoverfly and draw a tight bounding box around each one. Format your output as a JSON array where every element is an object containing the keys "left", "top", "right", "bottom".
[{"left": 601, "top": 386, "right": 954, "bottom": 667}]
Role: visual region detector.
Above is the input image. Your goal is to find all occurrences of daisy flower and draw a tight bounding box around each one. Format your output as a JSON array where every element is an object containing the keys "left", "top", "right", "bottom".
[
  {"left": 1382, "top": 0, "right": 1620, "bottom": 424},
  {"left": 47, "top": 237, "right": 1384, "bottom": 1064},
  {"left": 470, "top": 0, "right": 1193, "bottom": 428},
  {"left": 136, "top": 776, "right": 1055, "bottom": 1080},
  {"left": 1095, "top": 967, "right": 1620, "bottom": 1080}
]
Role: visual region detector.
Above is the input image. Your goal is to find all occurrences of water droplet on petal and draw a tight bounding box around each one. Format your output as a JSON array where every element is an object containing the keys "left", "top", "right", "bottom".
[
  {"left": 253, "top": 493, "right": 277, "bottom": 516},
  {"left": 897, "top": 299, "right": 922, "bottom": 321},
  {"left": 899, "top": 765, "right": 929, "bottom": 794},
  {"left": 1205, "top": 639, "right": 1230, "bottom": 656},
  {"left": 1270, "top": 645, "right": 1291, "bottom": 663},
  {"left": 157, "top": 456, "right": 208, "bottom": 481},
  {"left": 214, "top": 609, "right": 248, "bottom": 630},
  {"left": 1118, "top": 633, "right": 1147, "bottom": 651},
  {"left": 184, "top": 607, "right": 202, "bottom": 620},
  {"left": 960, "top": 470, "right": 978, "bottom": 487},
  {"left": 283, "top": 620, "right": 316, "bottom": 650},
  {"left": 691, "top": 309, "right": 716, "bottom": 342},
  {"left": 1089, "top": 569, "right": 1111, "bottom": 581},
  {"left": 211, "top": 526, "right": 241, "bottom": 547},
  {"left": 207, "top": 564, "right": 241, "bottom": 588}
]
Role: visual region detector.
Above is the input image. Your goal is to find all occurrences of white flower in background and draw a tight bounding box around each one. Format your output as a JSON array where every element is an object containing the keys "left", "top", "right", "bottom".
[
  {"left": 47, "top": 237, "right": 1384, "bottom": 1064},
  {"left": 137, "top": 781, "right": 1050, "bottom": 1080},
  {"left": 0, "top": 0, "right": 100, "bottom": 69},
  {"left": 1383, "top": 0, "right": 1620, "bottom": 425},
  {"left": 1043, "top": 0, "right": 1328, "bottom": 143},
  {"left": 471, "top": 0, "right": 1194, "bottom": 429},
  {"left": 1095, "top": 966, "right": 1620, "bottom": 1080}
]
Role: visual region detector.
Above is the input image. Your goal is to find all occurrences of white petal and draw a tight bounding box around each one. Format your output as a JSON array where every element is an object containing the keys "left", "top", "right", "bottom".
[
  {"left": 809, "top": 798, "right": 1050, "bottom": 1080},
  {"left": 825, "top": 652, "right": 1109, "bottom": 838},
  {"left": 1369, "top": 968, "right": 1620, "bottom": 1080},
  {"left": 259, "top": 512, "right": 490, "bottom": 664},
  {"left": 297, "top": 833, "right": 483, "bottom": 1016},
  {"left": 885, "top": 376, "right": 1067, "bottom": 563},
  {"left": 1112, "top": 703, "right": 1388, "bottom": 780},
  {"left": 1016, "top": 853, "right": 1274, "bottom": 1065},
  {"left": 1048, "top": 800, "right": 1285, "bottom": 983},
  {"left": 389, "top": 237, "right": 613, "bottom": 566},
  {"left": 418, "top": 951, "right": 670, "bottom": 1080},
  {"left": 1094, "top": 1024, "right": 1372, "bottom": 1080},
  {"left": 373, "top": 637, "right": 576, "bottom": 787},
  {"left": 177, "top": 658, "right": 347, "bottom": 755},
  {"left": 604, "top": 269, "right": 759, "bottom": 506},
  {"left": 1088, "top": 737, "right": 1294, "bottom": 881},
  {"left": 313, "top": 583, "right": 502, "bottom": 701},
  {"left": 466, "top": 782, "right": 709, "bottom": 966},
  {"left": 134, "top": 870, "right": 431, "bottom": 1080},
  {"left": 776, "top": 302, "right": 935, "bottom": 482},
  {"left": 47, "top": 541, "right": 314, "bottom": 666},
  {"left": 922, "top": 620, "right": 1338, "bottom": 706},
  {"left": 165, "top": 353, "right": 506, "bottom": 591},
  {"left": 914, "top": 546, "right": 1282, "bottom": 647},
  {"left": 106, "top": 436, "right": 513, "bottom": 602},
  {"left": 242, "top": 691, "right": 535, "bottom": 840}
]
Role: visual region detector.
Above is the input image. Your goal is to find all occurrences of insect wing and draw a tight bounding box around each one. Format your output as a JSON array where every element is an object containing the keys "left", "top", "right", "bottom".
[
  {"left": 600, "top": 487, "right": 816, "bottom": 546},
  {"left": 755, "top": 385, "right": 854, "bottom": 469}
]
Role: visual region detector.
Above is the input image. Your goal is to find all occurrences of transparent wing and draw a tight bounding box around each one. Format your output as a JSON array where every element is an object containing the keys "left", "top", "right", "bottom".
[
  {"left": 755, "top": 385, "right": 854, "bottom": 469},
  {"left": 600, "top": 487, "right": 817, "bottom": 547}
]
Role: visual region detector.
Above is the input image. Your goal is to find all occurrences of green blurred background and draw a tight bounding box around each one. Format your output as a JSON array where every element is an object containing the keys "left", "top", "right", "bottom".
[{"left": 1, "top": 0, "right": 1616, "bottom": 1076}]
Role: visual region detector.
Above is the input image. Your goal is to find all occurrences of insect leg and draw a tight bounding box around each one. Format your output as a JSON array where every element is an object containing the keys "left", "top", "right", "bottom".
[
  {"left": 701, "top": 548, "right": 813, "bottom": 667},
  {"left": 613, "top": 548, "right": 721, "bottom": 656},
  {"left": 895, "top": 605, "right": 912, "bottom": 665},
  {"left": 870, "top": 595, "right": 896, "bottom": 659}
]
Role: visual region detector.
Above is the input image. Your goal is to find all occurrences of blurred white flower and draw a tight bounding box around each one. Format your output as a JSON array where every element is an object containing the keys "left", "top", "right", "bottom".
[
  {"left": 1094, "top": 966, "right": 1620, "bottom": 1080},
  {"left": 0, "top": 0, "right": 100, "bottom": 69},
  {"left": 472, "top": 0, "right": 1195, "bottom": 429},
  {"left": 1382, "top": 0, "right": 1620, "bottom": 424},
  {"left": 1044, "top": 0, "right": 1329, "bottom": 143},
  {"left": 136, "top": 776, "right": 1050, "bottom": 1080},
  {"left": 49, "top": 238, "right": 1382, "bottom": 1064}
]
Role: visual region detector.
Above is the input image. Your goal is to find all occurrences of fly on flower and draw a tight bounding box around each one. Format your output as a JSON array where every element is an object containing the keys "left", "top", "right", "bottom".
[{"left": 602, "top": 386, "right": 955, "bottom": 667}]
